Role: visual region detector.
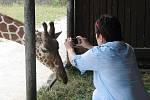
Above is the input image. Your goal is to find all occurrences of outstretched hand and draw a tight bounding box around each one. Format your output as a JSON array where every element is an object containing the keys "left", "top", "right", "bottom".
[
  {"left": 64, "top": 37, "right": 74, "bottom": 51},
  {"left": 64, "top": 37, "right": 75, "bottom": 61}
]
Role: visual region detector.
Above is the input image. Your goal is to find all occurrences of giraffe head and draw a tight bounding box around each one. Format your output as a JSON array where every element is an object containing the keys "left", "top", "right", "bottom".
[{"left": 36, "top": 22, "right": 68, "bottom": 87}]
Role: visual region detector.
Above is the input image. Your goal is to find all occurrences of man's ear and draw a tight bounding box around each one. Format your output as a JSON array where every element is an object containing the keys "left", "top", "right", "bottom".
[
  {"left": 55, "top": 31, "right": 62, "bottom": 39},
  {"left": 96, "top": 33, "right": 100, "bottom": 39},
  {"left": 96, "top": 33, "right": 103, "bottom": 38}
]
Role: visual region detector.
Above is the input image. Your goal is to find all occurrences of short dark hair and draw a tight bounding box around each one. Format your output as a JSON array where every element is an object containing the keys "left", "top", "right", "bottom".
[{"left": 95, "top": 15, "right": 123, "bottom": 42}]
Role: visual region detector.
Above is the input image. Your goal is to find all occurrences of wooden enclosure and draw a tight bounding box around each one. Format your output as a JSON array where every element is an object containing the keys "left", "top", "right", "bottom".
[{"left": 67, "top": 0, "right": 150, "bottom": 69}]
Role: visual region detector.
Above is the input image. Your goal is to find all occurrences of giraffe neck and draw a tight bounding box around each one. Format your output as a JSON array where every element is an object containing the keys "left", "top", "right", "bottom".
[
  {"left": 0, "top": 13, "right": 44, "bottom": 64},
  {"left": 0, "top": 13, "right": 25, "bottom": 45}
]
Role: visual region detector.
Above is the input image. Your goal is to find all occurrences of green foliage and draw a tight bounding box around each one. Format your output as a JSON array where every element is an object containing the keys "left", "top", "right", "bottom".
[
  {"left": 35, "top": 5, "right": 66, "bottom": 27},
  {"left": 37, "top": 67, "right": 94, "bottom": 100},
  {"left": 0, "top": 3, "right": 24, "bottom": 21},
  {"left": 51, "top": 0, "right": 60, "bottom": 6},
  {"left": 0, "top": 0, "right": 67, "bottom": 6},
  {"left": 143, "top": 73, "right": 150, "bottom": 94},
  {"left": 0, "top": 3, "right": 66, "bottom": 27},
  {"left": 53, "top": 0, "right": 67, "bottom": 6}
]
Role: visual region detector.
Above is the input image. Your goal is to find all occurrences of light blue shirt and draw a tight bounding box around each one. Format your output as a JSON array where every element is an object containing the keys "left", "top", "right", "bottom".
[{"left": 71, "top": 41, "right": 150, "bottom": 100}]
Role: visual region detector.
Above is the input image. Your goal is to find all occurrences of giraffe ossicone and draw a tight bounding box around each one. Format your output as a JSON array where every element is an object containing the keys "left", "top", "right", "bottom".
[{"left": 0, "top": 13, "right": 68, "bottom": 88}]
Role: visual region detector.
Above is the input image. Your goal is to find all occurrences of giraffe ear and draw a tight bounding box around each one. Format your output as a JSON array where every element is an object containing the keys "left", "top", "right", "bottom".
[
  {"left": 55, "top": 31, "right": 62, "bottom": 39},
  {"left": 49, "top": 22, "right": 55, "bottom": 38},
  {"left": 42, "top": 22, "right": 48, "bottom": 33}
]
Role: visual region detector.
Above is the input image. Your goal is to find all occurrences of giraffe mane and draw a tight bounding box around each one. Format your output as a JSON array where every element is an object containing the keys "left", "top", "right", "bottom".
[{"left": 0, "top": 13, "right": 24, "bottom": 26}]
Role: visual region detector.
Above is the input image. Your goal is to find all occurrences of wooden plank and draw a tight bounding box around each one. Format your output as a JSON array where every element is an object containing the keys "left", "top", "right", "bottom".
[
  {"left": 124, "top": 0, "right": 131, "bottom": 44},
  {"left": 74, "top": 0, "right": 82, "bottom": 54},
  {"left": 107, "top": 0, "right": 112, "bottom": 15},
  {"left": 98, "top": 0, "right": 102, "bottom": 16},
  {"left": 111, "top": 0, "right": 118, "bottom": 16},
  {"left": 140, "top": 69, "right": 150, "bottom": 72},
  {"left": 117, "top": 0, "right": 125, "bottom": 37},
  {"left": 134, "top": 48, "right": 150, "bottom": 69},
  {"left": 89, "top": 0, "right": 94, "bottom": 45},
  {"left": 93, "top": 0, "right": 100, "bottom": 45},
  {"left": 24, "top": 0, "right": 37, "bottom": 100},
  {"left": 94, "top": 0, "right": 100, "bottom": 23},
  {"left": 145, "top": 0, "right": 150, "bottom": 47},
  {"left": 82, "top": 0, "right": 90, "bottom": 38},
  {"left": 130, "top": 0, "right": 137, "bottom": 47},
  {"left": 74, "top": 0, "right": 82, "bottom": 37},
  {"left": 136, "top": 0, "right": 145, "bottom": 47},
  {"left": 101, "top": 0, "right": 107, "bottom": 15},
  {"left": 67, "top": 0, "right": 74, "bottom": 37},
  {"left": 77, "top": 0, "right": 83, "bottom": 35},
  {"left": 134, "top": 48, "right": 150, "bottom": 59},
  {"left": 66, "top": 0, "right": 75, "bottom": 67}
]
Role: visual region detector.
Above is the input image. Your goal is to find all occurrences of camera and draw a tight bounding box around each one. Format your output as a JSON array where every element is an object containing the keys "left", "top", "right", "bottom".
[
  {"left": 72, "top": 38, "right": 81, "bottom": 46},
  {"left": 72, "top": 38, "right": 78, "bottom": 45}
]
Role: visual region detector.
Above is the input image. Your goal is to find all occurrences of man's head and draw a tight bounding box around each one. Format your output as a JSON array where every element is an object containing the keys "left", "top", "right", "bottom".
[{"left": 95, "top": 15, "right": 123, "bottom": 44}]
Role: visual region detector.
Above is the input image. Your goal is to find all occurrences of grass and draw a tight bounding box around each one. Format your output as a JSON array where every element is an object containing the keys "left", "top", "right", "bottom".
[
  {"left": 0, "top": 3, "right": 66, "bottom": 27},
  {"left": 37, "top": 67, "right": 94, "bottom": 100},
  {"left": 143, "top": 72, "right": 150, "bottom": 93},
  {"left": 37, "top": 67, "right": 150, "bottom": 100}
]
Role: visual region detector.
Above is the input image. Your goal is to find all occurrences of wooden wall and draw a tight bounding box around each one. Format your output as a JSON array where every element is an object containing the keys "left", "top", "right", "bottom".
[
  {"left": 67, "top": 0, "right": 150, "bottom": 68},
  {"left": 73, "top": 0, "right": 150, "bottom": 48},
  {"left": 67, "top": 0, "right": 150, "bottom": 67}
]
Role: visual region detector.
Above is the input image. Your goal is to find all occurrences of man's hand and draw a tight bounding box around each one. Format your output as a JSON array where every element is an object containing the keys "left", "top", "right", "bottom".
[
  {"left": 64, "top": 37, "right": 74, "bottom": 50},
  {"left": 76, "top": 36, "right": 93, "bottom": 49},
  {"left": 64, "top": 37, "right": 75, "bottom": 56},
  {"left": 64, "top": 37, "right": 75, "bottom": 64}
]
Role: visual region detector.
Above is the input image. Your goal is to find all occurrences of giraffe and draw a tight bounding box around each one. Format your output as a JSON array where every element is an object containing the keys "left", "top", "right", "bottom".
[
  {"left": 0, "top": 13, "right": 68, "bottom": 88},
  {"left": 0, "top": 13, "right": 25, "bottom": 44}
]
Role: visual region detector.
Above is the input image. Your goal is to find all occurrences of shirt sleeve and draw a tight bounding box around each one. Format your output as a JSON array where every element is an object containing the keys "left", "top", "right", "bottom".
[{"left": 70, "top": 46, "right": 101, "bottom": 72}]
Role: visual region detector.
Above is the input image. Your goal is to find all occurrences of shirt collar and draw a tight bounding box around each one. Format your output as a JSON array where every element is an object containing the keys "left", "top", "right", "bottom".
[{"left": 98, "top": 41, "right": 125, "bottom": 49}]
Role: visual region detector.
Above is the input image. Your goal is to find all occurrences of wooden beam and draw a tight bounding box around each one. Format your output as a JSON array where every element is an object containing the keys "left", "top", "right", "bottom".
[
  {"left": 66, "top": 0, "right": 74, "bottom": 67},
  {"left": 134, "top": 48, "right": 150, "bottom": 69},
  {"left": 134, "top": 48, "right": 150, "bottom": 59},
  {"left": 67, "top": 0, "right": 74, "bottom": 37},
  {"left": 24, "top": 0, "right": 37, "bottom": 100}
]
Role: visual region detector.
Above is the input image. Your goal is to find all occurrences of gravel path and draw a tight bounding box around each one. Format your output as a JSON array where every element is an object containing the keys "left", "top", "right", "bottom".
[{"left": 0, "top": 17, "right": 67, "bottom": 100}]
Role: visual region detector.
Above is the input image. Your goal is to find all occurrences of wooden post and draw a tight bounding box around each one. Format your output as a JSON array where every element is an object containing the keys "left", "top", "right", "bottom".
[
  {"left": 24, "top": 0, "right": 37, "bottom": 100},
  {"left": 67, "top": 0, "right": 74, "bottom": 37},
  {"left": 66, "top": 0, "right": 74, "bottom": 67}
]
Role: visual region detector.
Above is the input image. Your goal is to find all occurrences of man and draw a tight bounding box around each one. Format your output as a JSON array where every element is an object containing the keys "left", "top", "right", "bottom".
[{"left": 64, "top": 15, "right": 150, "bottom": 100}]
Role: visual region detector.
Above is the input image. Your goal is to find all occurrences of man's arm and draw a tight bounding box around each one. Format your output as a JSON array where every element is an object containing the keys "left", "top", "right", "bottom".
[
  {"left": 64, "top": 38, "right": 75, "bottom": 64},
  {"left": 64, "top": 37, "right": 99, "bottom": 72},
  {"left": 64, "top": 36, "right": 93, "bottom": 64}
]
